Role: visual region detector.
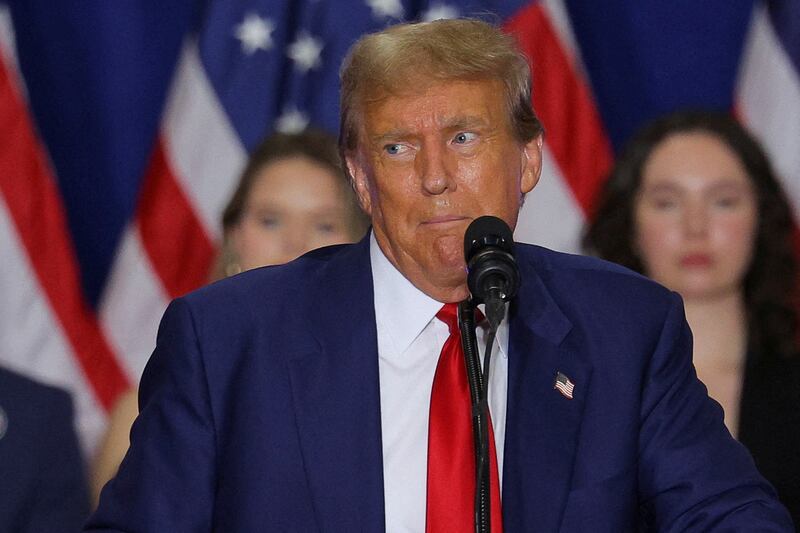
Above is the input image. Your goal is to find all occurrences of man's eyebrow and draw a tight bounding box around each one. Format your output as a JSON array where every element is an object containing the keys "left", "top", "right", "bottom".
[
  {"left": 441, "top": 115, "right": 490, "bottom": 130},
  {"left": 369, "top": 116, "right": 491, "bottom": 145}
]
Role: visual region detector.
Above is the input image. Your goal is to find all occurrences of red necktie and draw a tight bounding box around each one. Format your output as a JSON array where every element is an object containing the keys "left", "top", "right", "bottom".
[{"left": 426, "top": 303, "right": 503, "bottom": 532}]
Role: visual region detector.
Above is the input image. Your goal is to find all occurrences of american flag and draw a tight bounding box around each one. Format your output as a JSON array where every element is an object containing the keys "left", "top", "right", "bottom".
[
  {"left": 554, "top": 371, "right": 575, "bottom": 400},
  {"left": 0, "top": 0, "right": 797, "bottom": 456}
]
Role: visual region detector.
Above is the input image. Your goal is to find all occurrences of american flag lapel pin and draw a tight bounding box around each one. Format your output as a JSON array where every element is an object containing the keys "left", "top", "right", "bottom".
[{"left": 554, "top": 371, "right": 575, "bottom": 399}]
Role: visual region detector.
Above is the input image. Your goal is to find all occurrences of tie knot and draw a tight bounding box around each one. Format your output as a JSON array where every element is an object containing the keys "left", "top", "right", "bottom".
[
  {"left": 436, "top": 303, "right": 459, "bottom": 334},
  {"left": 436, "top": 304, "right": 485, "bottom": 335}
]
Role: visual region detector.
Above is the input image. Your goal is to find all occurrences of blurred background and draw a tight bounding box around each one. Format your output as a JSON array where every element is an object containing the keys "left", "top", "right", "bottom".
[{"left": 0, "top": 0, "right": 797, "bottom": 460}]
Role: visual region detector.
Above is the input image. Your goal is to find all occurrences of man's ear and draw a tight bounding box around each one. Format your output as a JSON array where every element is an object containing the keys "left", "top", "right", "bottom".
[
  {"left": 346, "top": 152, "right": 373, "bottom": 216},
  {"left": 520, "top": 134, "right": 544, "bottom": 195}
]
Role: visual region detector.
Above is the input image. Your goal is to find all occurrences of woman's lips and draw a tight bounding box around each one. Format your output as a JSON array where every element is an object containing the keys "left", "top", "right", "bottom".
[{"left": 680, "top": 253, "right": 713, "bottom": 267}]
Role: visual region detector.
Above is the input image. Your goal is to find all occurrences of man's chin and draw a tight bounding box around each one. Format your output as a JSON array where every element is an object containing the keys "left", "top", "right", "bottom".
[
  {"left": 432, "top": 234, "right": 465, "bottom": 265},
  {"left": 430, "top": 245, "right": 468, "bottom": 291}
]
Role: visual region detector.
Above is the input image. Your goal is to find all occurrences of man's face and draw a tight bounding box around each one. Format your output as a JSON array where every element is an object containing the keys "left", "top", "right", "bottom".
[{"left": 347, "top": 78, "right": 542, "bottom": 302}]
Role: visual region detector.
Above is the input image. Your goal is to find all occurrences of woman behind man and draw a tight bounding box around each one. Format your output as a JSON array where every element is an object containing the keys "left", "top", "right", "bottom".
[
  {"left": 91, "top": 128, "right": 369, "bottom": 505},
  {"left": 585, "top": 110, "right": 800, "bottom": 523}
]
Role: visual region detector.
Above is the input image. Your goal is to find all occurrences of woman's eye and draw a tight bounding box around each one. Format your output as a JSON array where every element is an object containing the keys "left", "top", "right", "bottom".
[
  {"left": 258, "top": 217, "right": 279, "bottom": 228},
  {"left": 714, "top": 196, "right": 740, "bottom": 208},
  {"left": 647, "top": 196, "right": 678, "bottom": 210}
]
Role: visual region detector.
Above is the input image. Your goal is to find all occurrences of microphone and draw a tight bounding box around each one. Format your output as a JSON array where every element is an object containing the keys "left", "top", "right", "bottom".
[{"left": 464, "top": 215, "right": 520, "bottom": 330}]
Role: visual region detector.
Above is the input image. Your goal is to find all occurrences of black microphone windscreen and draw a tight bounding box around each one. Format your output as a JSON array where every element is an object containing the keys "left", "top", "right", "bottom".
[{"left": 464, "top": 215, "right": 514, "bottom": 261}]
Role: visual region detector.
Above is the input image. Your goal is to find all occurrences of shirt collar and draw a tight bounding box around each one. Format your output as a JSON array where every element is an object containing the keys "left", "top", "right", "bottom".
[
  {"left": 371, "top": 232, "right": 443, "bottom": 360},
  {"left": 370, "top": 231, "right": 509, "bottom": 360}
]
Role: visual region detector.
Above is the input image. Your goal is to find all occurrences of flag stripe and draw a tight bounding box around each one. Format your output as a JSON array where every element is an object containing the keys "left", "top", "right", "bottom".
[
  {"left": 0, "top": 53, "right": 129, "bottom": 411},
  {"left": 506, "top": 2, "right": 614, "bottom": 217},
  {"left": 99, "top": 226, "right": 170, "bottom": 383},
  {"left": 738, "top": 3, "right": 800, "bottom": 215},
  {"left": 162, "top": 43, "right": 247, "bottom": 239},
  {"left": 137, "top": 139, "right": 217, "bottom": 299}
]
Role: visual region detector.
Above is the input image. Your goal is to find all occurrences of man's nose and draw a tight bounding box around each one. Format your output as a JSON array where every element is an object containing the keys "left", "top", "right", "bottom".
[{"left": 419, "top": 143, "right": 455, "bottom": 195}]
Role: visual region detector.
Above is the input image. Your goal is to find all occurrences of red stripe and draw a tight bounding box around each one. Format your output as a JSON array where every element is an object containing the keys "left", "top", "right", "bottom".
[
  {"left": 505, "top": 3, "right": 614, "bottom": 217},
  {"left": 0, "top": 55, "right": 129, "bottom": 411},
  {"left": 137, "top": 138, "right": 216, "bottom": 299}
]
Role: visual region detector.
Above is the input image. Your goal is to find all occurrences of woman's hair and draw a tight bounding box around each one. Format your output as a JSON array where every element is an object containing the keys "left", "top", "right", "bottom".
[
  {"left": 222, "top": 127, "right": 369, "bottom": 238},
  {"left": 338, "top": 18, "right": 544, "bottom": 159},
  {"left": 584, "top": 110, "right": 798, "bottom": 359}
]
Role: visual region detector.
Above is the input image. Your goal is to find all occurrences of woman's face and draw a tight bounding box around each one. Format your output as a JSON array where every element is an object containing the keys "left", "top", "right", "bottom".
[
  {"left": 634, "top": 131, "right": 758, "bottom": 301},
  {"left": 230, "top": 156, "right": 358, "bottom": 270}
]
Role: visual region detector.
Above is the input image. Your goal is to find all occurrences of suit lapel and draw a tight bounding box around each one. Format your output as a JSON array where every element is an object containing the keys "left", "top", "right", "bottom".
[
  {"left": 503, "top": 252, "right": 592, "bottom": 532},
  {"left": 286, "top": 238, "right": 385, "bottom": 531}
]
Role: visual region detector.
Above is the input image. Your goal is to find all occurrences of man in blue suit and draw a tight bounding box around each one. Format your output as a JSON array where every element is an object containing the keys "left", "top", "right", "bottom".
[
  {"left": 0, "top": 366, "right": 89, "bottom": 532},
  {"left": 87, "top": 18, "right": 793, "bottom": 531}
]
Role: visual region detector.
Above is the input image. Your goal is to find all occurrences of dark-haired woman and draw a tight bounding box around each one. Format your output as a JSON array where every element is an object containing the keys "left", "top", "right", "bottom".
[{"left": 585, "top": 110, "right": 800, "bottom": 523}]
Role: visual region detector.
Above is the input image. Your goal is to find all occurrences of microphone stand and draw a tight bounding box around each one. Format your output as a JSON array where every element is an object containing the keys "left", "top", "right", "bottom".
[{"left": 458, "top": 300, "right": 491, "bottom": 533}]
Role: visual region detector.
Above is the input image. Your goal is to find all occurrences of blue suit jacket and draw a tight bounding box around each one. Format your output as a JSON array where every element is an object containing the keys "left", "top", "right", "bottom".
[
  {"left": 87, "top": 238, "right": 793, "bottom": 531},
  {"left": 0, "top": 366, "right": 89, "bottom": 533}
]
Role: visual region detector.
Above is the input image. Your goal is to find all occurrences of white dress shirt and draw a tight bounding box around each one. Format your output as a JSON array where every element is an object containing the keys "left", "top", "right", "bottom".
[{"left": 370, "top": 233, "right": 509, "bottom": 532}]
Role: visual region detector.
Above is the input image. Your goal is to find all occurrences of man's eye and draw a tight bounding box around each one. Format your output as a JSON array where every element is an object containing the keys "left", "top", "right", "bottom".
[
  {"left": 384, "top": 143, "right": 404, "bottom": 155},
  {"left": 453, "top": 132, "right": 477, "bottom": 144}
]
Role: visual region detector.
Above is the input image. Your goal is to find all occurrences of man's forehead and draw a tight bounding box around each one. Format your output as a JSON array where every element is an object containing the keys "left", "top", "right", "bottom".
[{"left": 360, "top": 78, "right": 507, "bottom": 136}]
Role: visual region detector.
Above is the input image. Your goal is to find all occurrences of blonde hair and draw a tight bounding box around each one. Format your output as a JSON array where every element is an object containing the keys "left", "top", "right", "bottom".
[{"left": 339, "top": 18, "right": 543, "bottom": 158}]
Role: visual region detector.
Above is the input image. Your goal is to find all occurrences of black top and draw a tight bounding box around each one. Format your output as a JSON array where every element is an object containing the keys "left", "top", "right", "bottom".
[{"left": 738, "top": 353, "right": 800, "bottom": 526}]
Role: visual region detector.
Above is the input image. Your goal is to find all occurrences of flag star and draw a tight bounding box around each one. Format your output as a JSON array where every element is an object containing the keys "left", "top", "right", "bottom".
[
  {"left": 287, "top": 33, "right": 324, "bottom": 72},
  {"left": 234, "top": 13, "right": 275, "bottom": 55},
  {"left": 422, "top": 3, "right": 459, "bottom": 21},
  {"left": 366, "top": 0, "right": 404, "bottom": 20},
  {"left": 275, "top": 106, "right": 310, "bottom": 134}
]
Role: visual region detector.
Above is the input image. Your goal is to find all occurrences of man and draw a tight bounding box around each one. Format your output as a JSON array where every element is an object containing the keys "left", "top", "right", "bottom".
[
  {"left": 0, "top": 365, "right": 89, "bottom": 532},
  {"left": 87, "top": 19, "right": 793, "bottom": 531}
]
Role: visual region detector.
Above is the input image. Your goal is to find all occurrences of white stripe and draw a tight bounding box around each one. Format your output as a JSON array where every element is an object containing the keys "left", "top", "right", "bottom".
[
  {"left": 99, "top": 226, "right": 170, "bottom": 385},
  {"left": 162, "top": 41, "right": 248, "bottom": 239},
  {"left": 516, "top": 145, "right": 586, "bottom": 253},
  {"left": 737, "top": 5, "right": 800, "bottom": 214},
  {"left": 0, "top": 196, "right": 105, "bottom": 455}
]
